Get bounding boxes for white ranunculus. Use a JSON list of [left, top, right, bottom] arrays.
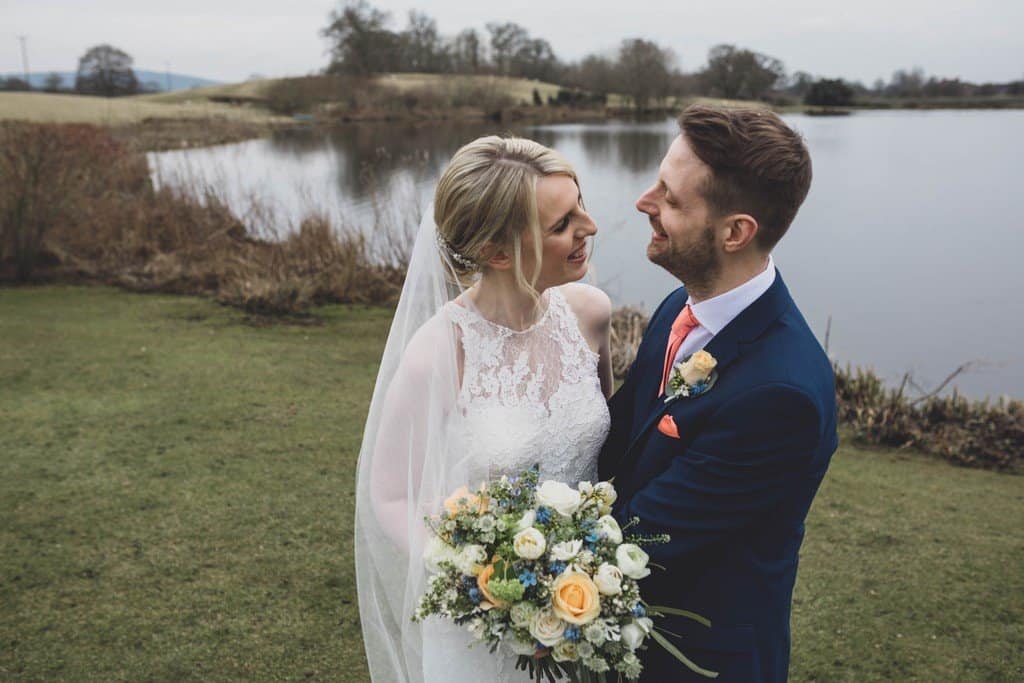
[[535, 480, 583, 516], [616, 543, 651, 579], [577, 481, 594, 496], [552, 640, 580, 662], [549, 539, 583, 561], [593, 563, 624, 596], [515, 509, 537, 532], [455, 544, 487, 575], [593, 482, 617, 509], [422, 535, 456, 574], [513, 527, 547, 560], [529, 608, 568, 647], [510, 602, 539, 628], [506, 636, 537, 656], [576, 641, 595, 658], [595, 515, 623, 544], [620, 622, 647, 651]]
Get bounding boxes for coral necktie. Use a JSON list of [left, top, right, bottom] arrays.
[[660, 304, 700, 396]]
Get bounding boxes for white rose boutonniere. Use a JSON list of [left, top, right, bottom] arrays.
[[665, 350, 718, 403]]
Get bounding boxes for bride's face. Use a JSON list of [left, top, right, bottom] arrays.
[[521, 174, 597, 290]]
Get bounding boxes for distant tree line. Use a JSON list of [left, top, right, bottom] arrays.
[[320, 0, 1024, 109]]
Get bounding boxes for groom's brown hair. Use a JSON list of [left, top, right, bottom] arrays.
[[679, 105, 812, 251]]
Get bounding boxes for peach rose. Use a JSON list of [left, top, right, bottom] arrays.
[[678, 350, 717, 385], [477, 560, 509, 609], [551, 571, 601, 625], [443, 485, 488, 516]]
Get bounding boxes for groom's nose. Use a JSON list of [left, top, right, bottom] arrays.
[[636, 185, 658, 215]]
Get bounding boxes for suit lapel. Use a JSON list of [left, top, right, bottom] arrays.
[[621, 272, 796, 461]]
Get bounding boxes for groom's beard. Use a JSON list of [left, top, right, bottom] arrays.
[[651, 221, 721, 297]]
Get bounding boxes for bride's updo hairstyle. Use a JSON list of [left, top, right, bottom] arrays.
[[434, 135, 578, 293]]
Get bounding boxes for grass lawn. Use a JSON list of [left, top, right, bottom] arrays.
[[0, 92, 282, 125], [1, 285, 1021, 681]]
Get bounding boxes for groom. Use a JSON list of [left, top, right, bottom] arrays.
[[599, 105, 838, 682]]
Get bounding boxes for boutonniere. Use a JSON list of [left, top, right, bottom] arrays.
[[664, 350, 719, 403]]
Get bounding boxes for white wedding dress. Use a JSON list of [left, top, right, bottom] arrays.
[[421, 285, 611, 682]]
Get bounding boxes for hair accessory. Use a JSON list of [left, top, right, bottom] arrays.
[[435, 232, 478, 270]]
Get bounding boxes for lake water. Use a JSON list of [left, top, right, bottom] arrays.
[[149, 110, 1024, 400]]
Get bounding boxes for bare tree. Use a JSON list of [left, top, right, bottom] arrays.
[[617, 39, 674, 109], [75, 44, 138, 96], [486, 22, 529, 76], [401, 10, 445, 73], [699, 44, 786, 100], [512, 38, 558, 82], [450, 28, 484, 74], [322, 0, 400, 76]]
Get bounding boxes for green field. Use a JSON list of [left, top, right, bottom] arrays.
[[0, 91, 284, 125], [1, 285, 1021, 681]]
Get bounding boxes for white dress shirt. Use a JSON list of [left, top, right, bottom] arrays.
[[674, 255, 777, 364]]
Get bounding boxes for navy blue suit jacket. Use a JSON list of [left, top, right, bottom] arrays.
[[599, 272, 838, 682]]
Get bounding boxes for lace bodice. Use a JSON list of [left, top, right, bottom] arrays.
[[441, 286, 610, 486]]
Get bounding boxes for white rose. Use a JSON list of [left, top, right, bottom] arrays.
[[515, 509, 537, 532], [552, 640, 580, 662], [535, 480, 583, 516], [529, 608, 568, 647], [595, 515, 623, 544], [506, 636, 537, 656], [593, 563, 623, 596], [513, 527, 547, 560], [678, 350, 717, 385], [455, 544, 487, 575], [620, 621, 648, 651], [594, 482, 617, 515], [510, 602, 538, 628], [467, 618, 487, 641], [549, 539, 583, 561], [616, 543, 651, 579], [422, 535, 456, 574]]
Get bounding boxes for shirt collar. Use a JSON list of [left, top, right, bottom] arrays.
[[687, 255, 776, 335]]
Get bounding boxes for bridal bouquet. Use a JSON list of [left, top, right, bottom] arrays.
[[412, 466, 717, 681]]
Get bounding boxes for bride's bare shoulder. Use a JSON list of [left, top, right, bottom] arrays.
[[559, 282, 612, 330]]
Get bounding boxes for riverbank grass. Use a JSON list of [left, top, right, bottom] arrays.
[[1, 285, 1021, 681]]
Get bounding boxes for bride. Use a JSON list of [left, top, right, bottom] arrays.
[[355, 136, 613, 682]]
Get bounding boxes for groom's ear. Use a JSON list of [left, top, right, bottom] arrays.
[[721, 214, 760, 253]]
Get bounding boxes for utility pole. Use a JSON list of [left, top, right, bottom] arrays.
[[18, 35, 31, 88]]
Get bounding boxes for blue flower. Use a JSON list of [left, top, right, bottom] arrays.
[[564, 626, 582, 642], [536, 507, 552, 524], [513, 487, 522, 497], [585, 531, 600, 544], [548, 560, 567, 575], [518, 570, 537, 587], [509, 475, 519, 485], [691, 381, 708, 394], [632, 603, 647, 618], [468, 587, 481, 604]]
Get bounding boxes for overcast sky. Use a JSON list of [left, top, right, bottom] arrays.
[[5, 0, 1023, 85]]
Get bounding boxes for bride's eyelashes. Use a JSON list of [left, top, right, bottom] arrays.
[[553, 215, 572, 233]]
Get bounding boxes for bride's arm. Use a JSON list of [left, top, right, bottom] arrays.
[[562, 283, 614, 398], [368, 317, 461, 553]]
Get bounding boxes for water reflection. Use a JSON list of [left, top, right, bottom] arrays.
[[149, 111, 1024, 400]]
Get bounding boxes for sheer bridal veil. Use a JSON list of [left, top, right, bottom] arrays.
[[354, 206, 490, 683]]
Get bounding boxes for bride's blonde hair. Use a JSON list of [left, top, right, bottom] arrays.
[[434, 135, 578, 295]]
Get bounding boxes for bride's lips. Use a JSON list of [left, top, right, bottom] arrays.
[[567, 242, 588, 263]]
